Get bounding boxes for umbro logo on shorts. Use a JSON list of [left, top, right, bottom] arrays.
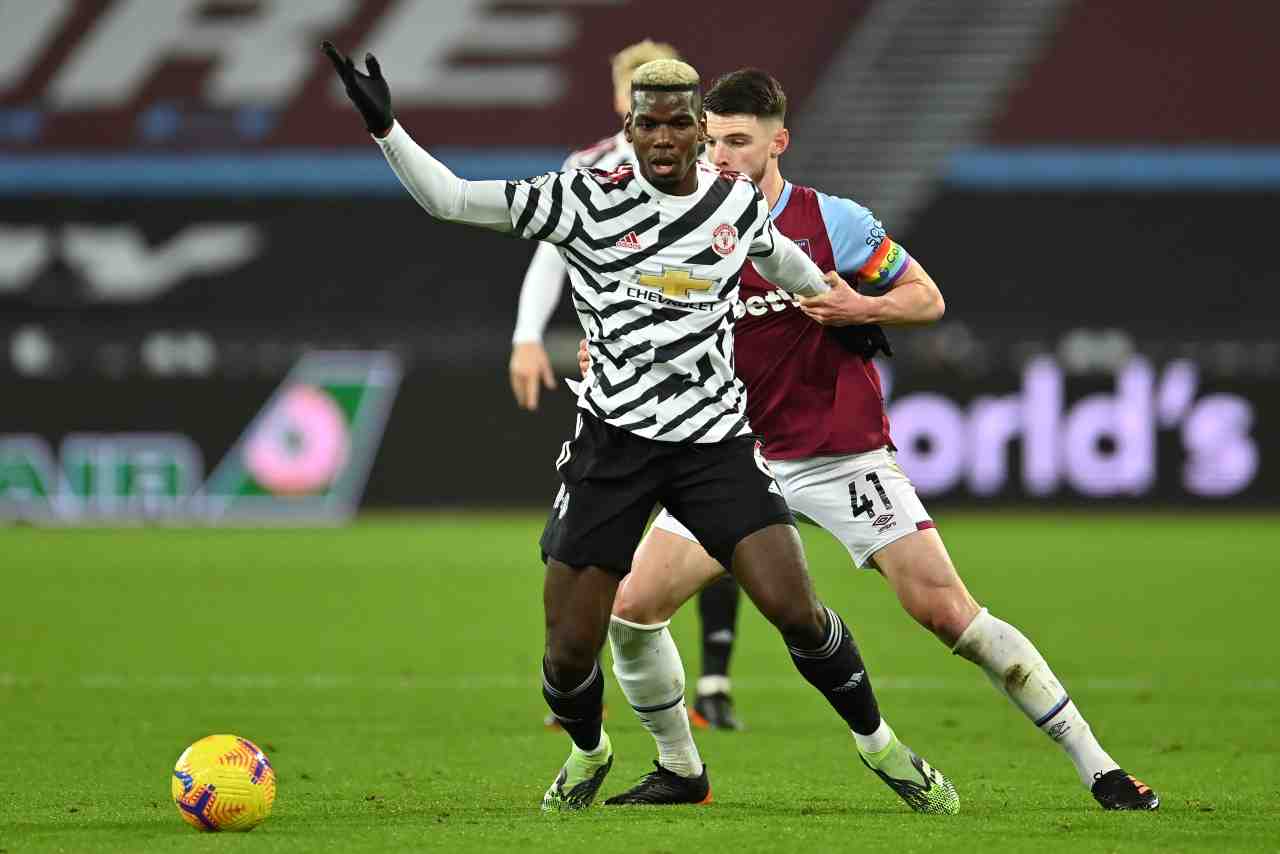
[[872, 513, 896, 531]]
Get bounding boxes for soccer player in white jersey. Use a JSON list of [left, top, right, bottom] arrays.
[[509, 39, 675, 410], [587, 68, 1158, 811], [510, 39, 747, 733], [323, 44, 958, 814]]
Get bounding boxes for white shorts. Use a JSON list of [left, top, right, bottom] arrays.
[[651, 447, 933, 569]]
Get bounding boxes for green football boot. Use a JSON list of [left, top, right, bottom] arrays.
[[541, 732, 614, 812], [858, 734, 960, 815]]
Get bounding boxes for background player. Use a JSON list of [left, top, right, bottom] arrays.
[[510, 38, 745, 732], [596, 68, 1158, 811], [324, 46, 958, 814]]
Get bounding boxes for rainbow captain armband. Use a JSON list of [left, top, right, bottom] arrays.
[[856, 237, 909, 295]]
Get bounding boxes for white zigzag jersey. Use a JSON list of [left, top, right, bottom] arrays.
[[505, 161, 779, 443], [563, 132, 632, 172]]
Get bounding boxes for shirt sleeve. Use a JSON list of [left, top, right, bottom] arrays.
[[512, 241, 567, 343], [749, 231, 829, 297], [815, 191, 911, 295], [747, 189, 778, 258], [744, 183, 826, 294], [375, 121, 511, 231], [504, 171, 577, 243]]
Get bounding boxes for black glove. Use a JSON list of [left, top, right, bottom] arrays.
[[828, 324, 893, 360], [822, 269, 894, 359], [321, 41, 394, 136]]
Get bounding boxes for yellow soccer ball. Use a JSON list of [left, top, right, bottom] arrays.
[[171, 734, 276, 832]]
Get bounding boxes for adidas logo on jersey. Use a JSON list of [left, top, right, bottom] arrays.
[[614, 231, 643, 251]]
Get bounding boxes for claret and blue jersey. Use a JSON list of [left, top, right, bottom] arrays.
[[736, 181, 912, 460]]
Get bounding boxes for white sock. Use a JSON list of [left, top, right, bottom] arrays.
[[608, 616, 704, 778], [696, 675, 731, 697], [952, 608, 1119, 787], [852, 718, 894, 757]]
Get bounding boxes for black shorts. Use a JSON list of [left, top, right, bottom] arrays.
[[540, 412, 794, 575]]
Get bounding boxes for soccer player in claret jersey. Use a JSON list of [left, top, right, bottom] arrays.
[[510, 39, 745, 733], [592, 68, 1159, 811], [322, 44, 957, 813]]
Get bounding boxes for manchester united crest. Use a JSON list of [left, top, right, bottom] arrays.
[[711, 223, 738, 257]]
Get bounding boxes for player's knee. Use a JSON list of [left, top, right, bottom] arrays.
[[611, 594, 666, 625], [544, 634, 600, 682], [611, 580, 672, 625], [910, 589, 980, 647], [769, 599, 827, 649]]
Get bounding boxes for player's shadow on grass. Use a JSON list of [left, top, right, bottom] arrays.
[[9, 818, 190, 834], [669, 799, 909, 817]]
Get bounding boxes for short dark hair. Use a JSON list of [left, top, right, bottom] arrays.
[[704, 68, 787, 122]]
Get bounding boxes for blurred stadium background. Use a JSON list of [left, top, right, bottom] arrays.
[[2, 3, 1278, 850], [1, 0, 1271, 518]]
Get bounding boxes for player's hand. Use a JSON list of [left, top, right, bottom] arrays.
[[509, 341, 556, 411], [321, 41, 394, 136], [798, 271, 878, 326], [577, 338, 590, 379]]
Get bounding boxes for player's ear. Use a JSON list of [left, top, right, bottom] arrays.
[[623, 112, 633, 143], [771, 126, 790, 159], [697, 113, 708, 143]]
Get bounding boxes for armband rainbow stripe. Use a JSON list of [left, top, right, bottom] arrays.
[[857, 237, 909, 289]]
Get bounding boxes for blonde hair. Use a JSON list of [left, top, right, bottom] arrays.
[[630, 59, 700, 90], [611, 40, 681, 88]]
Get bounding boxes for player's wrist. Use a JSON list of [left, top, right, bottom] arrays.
[[857, 293, 887, 325], [373, 120, 404, 145]]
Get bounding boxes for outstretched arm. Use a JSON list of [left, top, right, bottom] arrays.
[[323, 41, 511, 231], [375, 123, 512, 231]]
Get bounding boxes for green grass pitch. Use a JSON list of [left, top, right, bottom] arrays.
[[2, 512, 1278, 852]]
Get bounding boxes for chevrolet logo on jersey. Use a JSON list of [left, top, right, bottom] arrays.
[[637, 267, 716, 300]]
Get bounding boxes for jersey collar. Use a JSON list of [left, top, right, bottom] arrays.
[[769, 181, 793, 220], [631, 160, 714, 204]]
